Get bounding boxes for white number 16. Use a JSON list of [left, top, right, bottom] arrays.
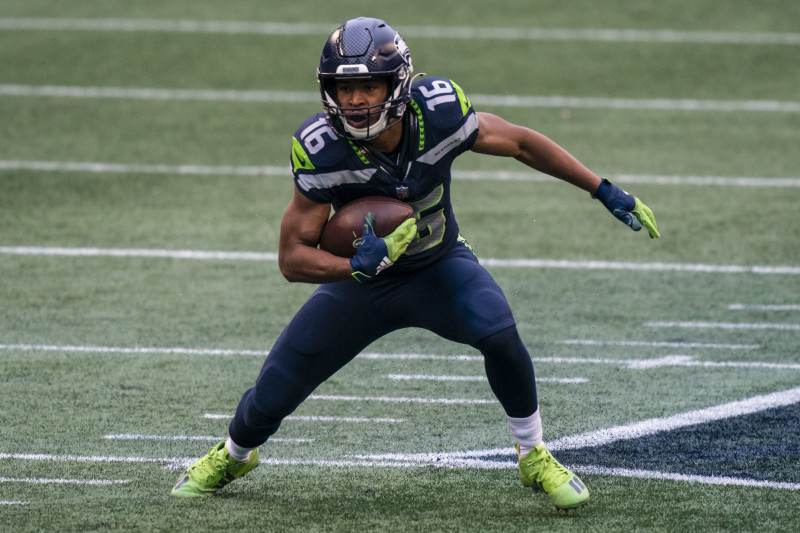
[[419, 80, 456, 111]]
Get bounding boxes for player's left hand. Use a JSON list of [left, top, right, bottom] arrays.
[[349, 212, 417, 282], [592, 178, 660, 238]]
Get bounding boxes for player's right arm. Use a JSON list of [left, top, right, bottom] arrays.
[[278, 187, 417, 284], [278, 185, 354, 284]]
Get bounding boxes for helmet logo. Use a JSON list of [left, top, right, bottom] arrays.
[[394, 34, 410, 64]]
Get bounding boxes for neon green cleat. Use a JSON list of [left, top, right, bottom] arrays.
[[516, 444, 589, 510], [171, 441, 259, 497]]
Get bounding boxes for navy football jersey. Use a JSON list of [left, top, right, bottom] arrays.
[[290, 77, 479, 271]]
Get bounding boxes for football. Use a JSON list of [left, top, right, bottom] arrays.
[[319, 196, 415, 258]]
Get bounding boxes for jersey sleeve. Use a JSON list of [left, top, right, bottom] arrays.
[[411, 77, 480, 163]]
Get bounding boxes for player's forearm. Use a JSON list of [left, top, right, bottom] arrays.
[[515, 131, 602, 194], [278, 245, 354, 284]]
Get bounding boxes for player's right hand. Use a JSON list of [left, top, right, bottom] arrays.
[[349, 213, 417, 282]]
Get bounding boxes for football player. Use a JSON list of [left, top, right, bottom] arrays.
[[172, 17, 659, 509]]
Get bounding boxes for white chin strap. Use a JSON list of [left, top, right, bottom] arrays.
[[344, 111, 389, 140]]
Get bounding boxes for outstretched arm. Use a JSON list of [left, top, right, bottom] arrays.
[[471, 112, 659, 238], [471, 112, 602, 193]]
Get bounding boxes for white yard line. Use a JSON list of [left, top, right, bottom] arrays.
[[205, 413, 405, 423], [532, 355, 800, 371], [360, 353, 483, 361], [0, 452, 182, 464], [3, 84, 800, 113], [0, 159, 289, 176], [307, 394, 496, 405], [478, 258, 800, 275], [386, 374, 588, 384], [0, 501, 30, 505], [2, 160, 800, 188], [0, 84, 318, 103], [646, 321, 800, 331], [1, 18, 799, 45], [0, 476, 129, 485], [573, 466, 800, 491], [3, 343, 799, 370], [0, 343, 272, 357], [546, 386, 800, 450], [473, 94, 800, 113], [560, 339, 760, 350], [0, 247, 278, 262], [103, 434, 313, 443], [3, 453, 794, 491], [455, 170, 800, 187], [1, 246, 799, 275], [352, 385, 800, 492], [728, 303, 800, 311], [5, 387, 800, 491]]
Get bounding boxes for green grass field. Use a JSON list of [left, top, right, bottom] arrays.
[[2, 1, 799, 531]]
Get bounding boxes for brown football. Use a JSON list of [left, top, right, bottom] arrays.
[[319, 196, 415, 258]]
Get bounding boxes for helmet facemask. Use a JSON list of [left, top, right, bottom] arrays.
[[319, 69, 410, 141]]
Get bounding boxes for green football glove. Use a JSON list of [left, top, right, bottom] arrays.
[[349, 213, 417, 282], [593, 178, 660, 238]]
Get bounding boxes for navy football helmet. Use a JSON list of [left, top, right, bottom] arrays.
[[317, 17, 413, 141]]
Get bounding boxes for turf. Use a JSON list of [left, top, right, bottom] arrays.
[[1, 1, 799, 531]]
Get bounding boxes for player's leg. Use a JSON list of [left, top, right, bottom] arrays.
[[476, 326, 588, 509], [172, 280, 390, 497], [229, 280, 392, 447], [401, 241, 589, 509]]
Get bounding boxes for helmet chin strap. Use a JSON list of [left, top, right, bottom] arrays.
[[343, 110, 390, 140]]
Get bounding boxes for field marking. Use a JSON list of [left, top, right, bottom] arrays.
[[3, 160, 800, 188], [103, 434, 312, 443], [533, 355, 800, 371], [573, 466, 800, 491], [361, 353, 482, 361], [560, 339, 760, 350], [354, 385, 800, 490], [5, 388, 800, 491], [479, 258, 800, 275], [548, 386, 800, 450], [1, 18, 799, 45], [3, 453, 794, 491], [456, 170, 800, 187], [0, 247, 279, 262], [0, 343, 272, 357], [0, 501, 29, 505], [729, 303, 800, 311], [307, 394, 496, 405], [0, 476, 129, 485], [2, 246, 800, 275], [0, 452, 183, 464], [205, 413, 405, 423], [386, 374, 588, 384], [0, 159, 289, 176], [3, 343, 800, 370], [646, 321, 800, 331], [3, 84, 800, 113], [359, 386, 800, 459]]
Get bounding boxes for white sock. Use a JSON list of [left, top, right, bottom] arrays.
[[225, 437, 254, 462], [506, 406, 543, 457]]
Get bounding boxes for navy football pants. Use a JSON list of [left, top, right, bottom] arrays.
[[229, 242, 538, 448]]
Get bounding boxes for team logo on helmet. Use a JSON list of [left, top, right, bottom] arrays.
[[395, 34, 410, 65]]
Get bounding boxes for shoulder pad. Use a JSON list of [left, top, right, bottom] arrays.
[[291, 114, 351, 173], [410, 77, 474, 129]]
